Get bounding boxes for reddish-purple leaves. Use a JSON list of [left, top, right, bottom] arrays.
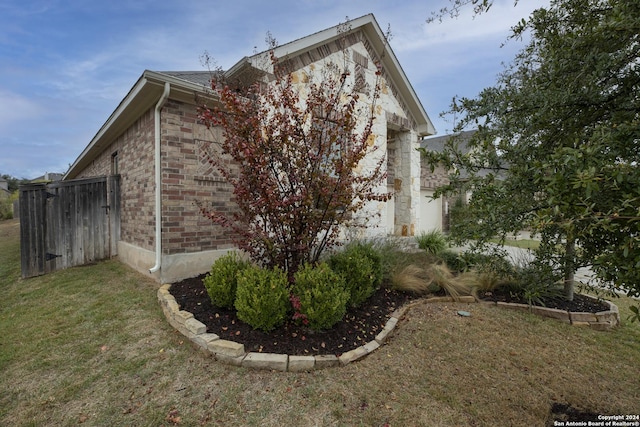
[[197, 51, 390, 277]]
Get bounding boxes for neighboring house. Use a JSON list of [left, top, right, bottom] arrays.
[[65, 14, 439, 283], [421, 129, 509, 230], [0, 178, 10, 200], [31, 172, 64, 182]]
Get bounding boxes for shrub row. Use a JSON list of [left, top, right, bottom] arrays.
[[203, 243, 383, 332]]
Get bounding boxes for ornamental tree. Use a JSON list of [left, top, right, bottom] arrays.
[[422, 0, 640, 301], [197, 43, 390, 278]]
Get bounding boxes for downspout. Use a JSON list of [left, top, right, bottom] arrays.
[[150, 82, 171, 273]]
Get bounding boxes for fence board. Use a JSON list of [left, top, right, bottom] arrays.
[[19, 176, 120, 278]]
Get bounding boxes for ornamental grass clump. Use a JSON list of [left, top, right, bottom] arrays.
[[391, 262, 477, 300], [234, 265, 289, 332], [203, 252, 249, 309], [415, 230, 447, 255], [291, 263, 349, 331]]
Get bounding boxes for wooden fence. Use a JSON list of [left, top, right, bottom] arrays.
[[19, 176, 120, 278]]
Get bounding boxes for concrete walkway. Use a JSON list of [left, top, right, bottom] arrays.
[[466, 238, 634, 298]]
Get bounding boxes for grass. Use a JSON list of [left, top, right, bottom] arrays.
[[1, 218, 639, 426]]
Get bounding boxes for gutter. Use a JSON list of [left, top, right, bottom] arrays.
[[150, 82, 171, 274]]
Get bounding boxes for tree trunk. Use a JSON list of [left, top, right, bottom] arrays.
[[563, 236, 576, 301]]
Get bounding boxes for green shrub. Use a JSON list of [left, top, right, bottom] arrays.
[[328, 242, 382, 308], [352, 242, 383, 288], [0, 198, 13, 220], [415, 230, 447, 254], [438, 250, 467, 273], [203, 252, 249, 309], [234, 265, 290, 332], [439, 250, 512, 276], [506, 259, 564, 306], [370, 240, 403, 284], [291, 263, 349, 331]]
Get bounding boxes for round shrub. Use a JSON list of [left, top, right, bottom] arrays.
[[292, 263, 349, 331], [203, 252, 249, 309], [352, 242, 383, 288], [234, 265, 289, 332], [328, 242, 382, 308]]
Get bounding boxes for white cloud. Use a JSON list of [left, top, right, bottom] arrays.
[[392, 0, 549, 52], [0, 90, 45, 132]]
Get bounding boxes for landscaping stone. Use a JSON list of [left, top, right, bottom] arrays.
[[425, 296, 456, 303], [192, 333, 220, 350], [570, 312, 598, 324], [157, 286, 171, 301], [174, 310, 194, 325], [242, 352, 288, 371], [375, 324, 394, 344], [214, 353, 245, 366], [165, 299, 180, 313], [208, 339, 245, 358], [385, 316, 398, 329], [288, 356, 315, 372], [363, 340, 380, 354], [185, 317, 206, 335], [391, 306, 409, 319], [529, 306, 571, 322], [339, 345, 368, 364], [314, 355, 340, 369]]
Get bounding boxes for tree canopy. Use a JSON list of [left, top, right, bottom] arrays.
[[422, 0, 640, 300]]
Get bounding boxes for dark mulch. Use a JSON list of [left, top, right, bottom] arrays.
[[169, 275, 611, 357], [479, 289, 610, 312], [170, 274, 415, 356]]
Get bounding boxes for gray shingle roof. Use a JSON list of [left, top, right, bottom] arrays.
[[157, 71, 214, 87], [421, 130, 476, 154]]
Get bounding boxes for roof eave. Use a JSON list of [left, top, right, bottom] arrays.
[[65, 71, 215, 180]]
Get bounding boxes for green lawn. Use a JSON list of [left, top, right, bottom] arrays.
[[1, 218, 639, 426]]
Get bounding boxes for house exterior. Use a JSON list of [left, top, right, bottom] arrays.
[[0, 178, 10, 200], [31, 172, 64, 182], [65, 14, 441, 283]]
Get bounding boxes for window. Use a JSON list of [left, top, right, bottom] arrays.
[[111, 151, 118, 175]]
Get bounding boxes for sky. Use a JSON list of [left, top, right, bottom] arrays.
[[0, 0, 549, 180]]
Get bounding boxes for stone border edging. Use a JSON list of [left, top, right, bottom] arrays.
[[158, 284, 412, 372], [158, 285, 620, 372], [480, 295, 620, 330]]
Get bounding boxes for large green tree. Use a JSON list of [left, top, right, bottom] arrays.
[[422, 0, 640, 301]]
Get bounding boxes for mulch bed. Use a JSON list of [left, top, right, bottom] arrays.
[[479, 290, 610, 312], [169, 275, 611, 357], [170, 274, 415, 356]]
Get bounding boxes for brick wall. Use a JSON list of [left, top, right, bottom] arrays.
[[160, 100, 235, 255], [77, 108, 156, 251], [75, 100, 236, 255]]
